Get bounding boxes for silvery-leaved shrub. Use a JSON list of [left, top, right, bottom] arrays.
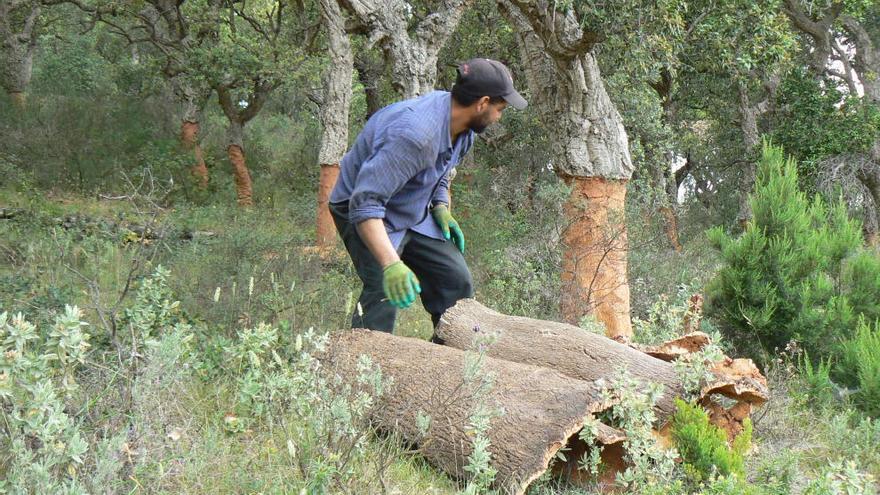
[[804, 460, 877, 495], [124, 264, 180, 346], [224, 324, 391, 493], [599, 367, 680, 490], [0, 306, 91, 494], [461, 329, 503, 495]]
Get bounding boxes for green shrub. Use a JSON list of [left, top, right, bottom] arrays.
[[671, 399, 751, 482], [798, 350, 836, 406], [769, 68, 880, 190], [839, 318, 880, 417], [705, 141, 880, 365]]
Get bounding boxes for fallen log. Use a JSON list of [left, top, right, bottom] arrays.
[[435, 299, 686, 421], [435, 299, 769, 424], [321, 329, 615, 495]]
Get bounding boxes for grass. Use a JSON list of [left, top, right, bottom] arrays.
[[2, 183, 879, 494]]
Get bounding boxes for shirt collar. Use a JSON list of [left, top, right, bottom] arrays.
[[442, 91, 453, 152]]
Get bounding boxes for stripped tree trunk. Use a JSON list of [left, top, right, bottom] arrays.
[[216, 79, 277, 207], [500, 0, 634, 338], [225, 121, 253, 207], [181, 119, 209, 188], [0, 0, 40, 110], [176, 81, 211, 188], [316, 0, 353, 248], [321, 329, 614, 495]]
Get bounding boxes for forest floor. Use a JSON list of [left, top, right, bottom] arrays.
[[1, 186, 878, 494]]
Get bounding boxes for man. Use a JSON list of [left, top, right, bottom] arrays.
[[329, 57, 527, 335]]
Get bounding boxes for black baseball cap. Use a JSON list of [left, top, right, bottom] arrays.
[[454, 58, 528, 110]]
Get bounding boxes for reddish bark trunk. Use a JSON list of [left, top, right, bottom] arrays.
[[227, 144, 254, 206], [181, 120, 209, 188], [316, 163, 340, 247], [560, 176, 633, 339]]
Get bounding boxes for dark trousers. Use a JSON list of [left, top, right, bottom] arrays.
[[330, 201, 474, 333]]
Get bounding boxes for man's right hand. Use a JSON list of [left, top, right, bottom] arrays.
[[383, 261, 421, 308]]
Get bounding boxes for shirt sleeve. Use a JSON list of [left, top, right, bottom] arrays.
[[431, 172, 450, 206], [348, 127, 434, 225]]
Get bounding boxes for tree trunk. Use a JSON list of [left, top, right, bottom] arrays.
[[215, 79, 276, 207], [225, 121, 253, 206], [317, 0, 353, 248], [436, 298, 682, 421], [499, 1, 635, 339], [175, 80, 211, 188], [354, 51, 384, 121], [180, 120, 209, 188], [342, 0, 475, 99], [840, 15, 880, 106], [559, 176, 633, 339], [322, 329, 614, 495], [736, 83, 761, 229], [0, 0, 40, 112], [227, 144, 253, 206], [316, 164, 340, 246]]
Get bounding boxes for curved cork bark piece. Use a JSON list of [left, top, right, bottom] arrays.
[[322, 329, 613, 495], [630, 332, 712, 362], [703, 357, 769, 405], [436, 299, 684, 421]]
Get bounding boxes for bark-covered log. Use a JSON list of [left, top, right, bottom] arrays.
[[436, 298, 685, 421], [321, 329, 614, 495], [436, 299, 769, 423]]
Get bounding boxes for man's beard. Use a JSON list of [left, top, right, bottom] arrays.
[[467, 111, 493, 134]]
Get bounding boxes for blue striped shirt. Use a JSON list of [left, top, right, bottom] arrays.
[[330, 90, 475, 249]]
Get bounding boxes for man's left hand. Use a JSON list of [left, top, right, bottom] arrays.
[[431, 203, 465, 254]]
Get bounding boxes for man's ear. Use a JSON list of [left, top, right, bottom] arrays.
[[476, 95, 490, 113]]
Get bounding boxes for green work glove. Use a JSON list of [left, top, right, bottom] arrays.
[[382, 261, 421, 309], [431, 203, 465, 254]]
